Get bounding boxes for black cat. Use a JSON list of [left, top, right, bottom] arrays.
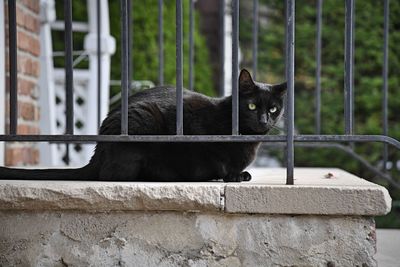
[[0, 69, 286, 182]]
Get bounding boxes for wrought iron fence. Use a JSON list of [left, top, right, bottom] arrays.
[[1, 0, 400, 186]]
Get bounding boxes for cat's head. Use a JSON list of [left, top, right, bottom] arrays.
[[238, 69, 287, 134]]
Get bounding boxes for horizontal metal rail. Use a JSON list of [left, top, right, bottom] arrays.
[[1, 135, 399, 149]]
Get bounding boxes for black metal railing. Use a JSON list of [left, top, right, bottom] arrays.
[[1, 0, 400, 186], [7, 0, 17, 135]]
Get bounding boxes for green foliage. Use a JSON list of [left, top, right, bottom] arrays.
[[240, 0, 400, 227], [53, 0, 214, 96], [108, 0, 214, 96]]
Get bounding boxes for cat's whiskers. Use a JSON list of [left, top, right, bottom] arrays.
[[268, 124, 283, 132]]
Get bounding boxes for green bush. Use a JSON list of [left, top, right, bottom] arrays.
[[108, 0, 214, 96], [54, 0, 214, 96]]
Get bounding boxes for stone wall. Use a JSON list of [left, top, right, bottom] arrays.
[[0, 211, 377, 267], [0, 168, 392, 266], [4, 0, 41, 166]]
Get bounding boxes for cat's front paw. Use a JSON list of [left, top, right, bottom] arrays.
[[223, 171, 252, 183], [240, 171, 252, 181]]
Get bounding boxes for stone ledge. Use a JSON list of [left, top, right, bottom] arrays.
[[225, 168, 392, 216], [0, 182, 224, 212], [0, 168, 391, 215]]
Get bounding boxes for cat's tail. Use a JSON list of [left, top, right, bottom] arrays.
[[0, 161, 99, 181]]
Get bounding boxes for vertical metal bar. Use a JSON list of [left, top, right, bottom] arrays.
[[282, 9, 288, 169], [65, 144, 70, 165], [64, 0, 74, 165], [232, 0, 239, 135], [219, 0, 225, 96], [382, 0, 390, 170], [158, 0, 164, 85], [176, 0, 183, 135], [97, 0, 101, 129], [189, 0, 194, 91], [64, 0, 74, 135], [286, 0, 295, 185], [252, 0, 259, 80], [128, 0, 132, 96], [315, 0, 322, 134], [344, 0, 354, 135], [120, 0, 129, 135], [283, 1, 288, 134], [8, 0, 17, 134]]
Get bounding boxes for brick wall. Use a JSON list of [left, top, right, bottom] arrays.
[[4, 0, 41, 166]]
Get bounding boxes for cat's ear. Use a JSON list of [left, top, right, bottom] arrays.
[[239, 69, 255, 95], [271, 82, 287, 97]]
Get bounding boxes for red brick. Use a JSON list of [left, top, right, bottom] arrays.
[[18, 79, 35, 96], [24, 12, 40, 34], [17, 55, 40, 77], [17, 54, 29, 74], [5, 147, 39, 166], [19, 101, 35, 121], [23, 0, 40, 14], [31, 60, 40, 77], [5, 148, 22, 166], [17, 31, 40, 56], [17, 124, 40, 135], [17, 31, 30, 52], [4, 0, 41, 167], [32, 149, 39, 164], [16, 55, 24, 73], [16, 6, 25, 27], [30, 36, 40, 56], [24, 58, 33, 76]]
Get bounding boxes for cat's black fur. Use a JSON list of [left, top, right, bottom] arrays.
[[0, 69, 286, 182]]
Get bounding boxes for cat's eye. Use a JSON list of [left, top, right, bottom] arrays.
[[269, 107, 277, 113], [248, 103, 257, 110]]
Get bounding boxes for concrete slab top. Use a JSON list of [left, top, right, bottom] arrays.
[[0, 168, 391, 215], [225, 168, 392, 216], [248, 168, 383, 186]]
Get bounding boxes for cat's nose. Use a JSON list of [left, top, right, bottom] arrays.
[[259, 113, 268, 125]]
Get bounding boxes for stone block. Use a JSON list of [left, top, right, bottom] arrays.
[[0, 211, 377, 266], [225, 168, 391, 215]]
